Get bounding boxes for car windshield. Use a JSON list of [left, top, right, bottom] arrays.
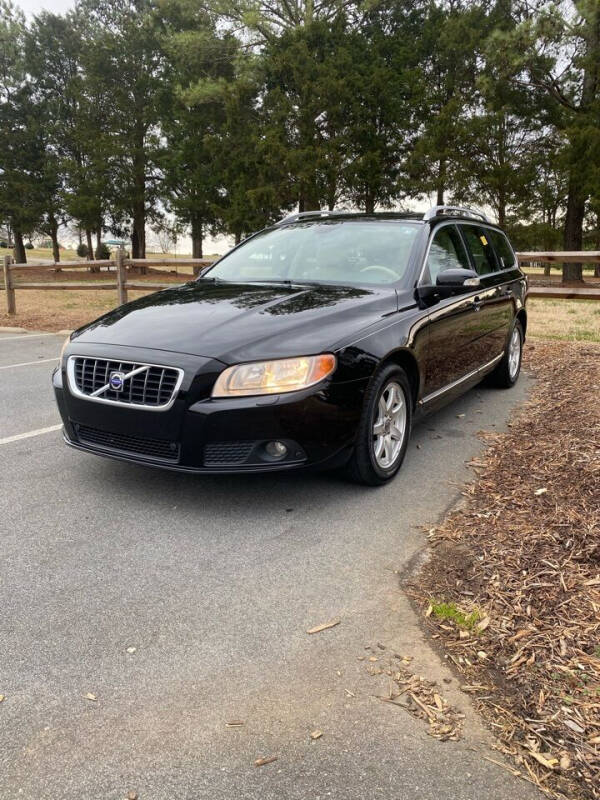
[[204, 220, 421, 286]]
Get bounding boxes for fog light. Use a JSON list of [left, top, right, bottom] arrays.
[[265, 440, 288, 459]]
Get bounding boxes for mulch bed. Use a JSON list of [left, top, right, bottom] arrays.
[[409, 340, 600, 799]]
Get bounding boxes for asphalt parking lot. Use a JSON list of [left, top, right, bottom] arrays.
[[0, 330, 540, 800]]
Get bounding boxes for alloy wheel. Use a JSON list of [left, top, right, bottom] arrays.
[[508, 326, 521, 380], [372, 380, 407, 469]]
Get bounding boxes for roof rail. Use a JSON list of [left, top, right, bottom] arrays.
[[276, 209, 354, 225], [276, 209, 426, 225], [423, 205, 488, 223]]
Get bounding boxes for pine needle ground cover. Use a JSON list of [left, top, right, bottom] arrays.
[[411, 341, 600, 799]]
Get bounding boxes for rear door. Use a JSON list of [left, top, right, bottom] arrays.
[[420, 223, 482, 399], [486, 227, 518, 345], [458, 224, 511, 366]]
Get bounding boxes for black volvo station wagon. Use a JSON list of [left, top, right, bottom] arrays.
[[53, 206, 527, 485]]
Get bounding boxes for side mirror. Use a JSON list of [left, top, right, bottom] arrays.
[[436, 268, 480, 289]]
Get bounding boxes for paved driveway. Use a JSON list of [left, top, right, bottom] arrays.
[[0, 331, 540, 800]]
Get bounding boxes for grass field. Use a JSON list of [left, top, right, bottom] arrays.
[[527, 297, 600, 342]]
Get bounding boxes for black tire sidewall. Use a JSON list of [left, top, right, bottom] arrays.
[[354, 365, 412, 484], [504, 318, 523, 386]]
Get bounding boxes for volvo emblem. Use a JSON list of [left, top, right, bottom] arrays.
[[109, 371, 125, 392]]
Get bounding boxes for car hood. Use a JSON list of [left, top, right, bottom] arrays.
[[72, 280, 398, 363]]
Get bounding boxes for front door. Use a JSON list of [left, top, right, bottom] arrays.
[[420, 224, 482, 399]]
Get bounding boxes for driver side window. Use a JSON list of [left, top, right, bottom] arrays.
[[423, 225, 470, 284]]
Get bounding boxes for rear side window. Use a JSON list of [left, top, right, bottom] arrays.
[[488, 229, 516, 270], [423, 225, 470, 284], [460, 225, 499, 275]]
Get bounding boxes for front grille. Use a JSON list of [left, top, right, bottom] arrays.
[[69, 357, 182, 409], [204, 441, 255, 466], [76, 424, 180, 462]]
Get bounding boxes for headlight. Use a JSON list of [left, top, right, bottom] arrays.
[[212, 354, 336, 398], [58, 335, 71, 365]]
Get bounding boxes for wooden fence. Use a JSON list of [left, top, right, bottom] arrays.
[[2, 250, 214, 315], [2, 250, 600, 315]]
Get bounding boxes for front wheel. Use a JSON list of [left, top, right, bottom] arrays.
[[490, 319, 523, 388], [345, 364, 412, 486]]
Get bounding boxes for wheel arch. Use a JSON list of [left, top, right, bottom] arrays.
[[516, 308, 527, 339], [378, 349, 420, 410]]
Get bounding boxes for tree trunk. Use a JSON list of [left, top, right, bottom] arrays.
[[560, 12, 598, 283], [191, 217, 203, 275], [131, 122, 146, 272], [235, 232, 242, 245], [497, 192, 506, 229], [191, 217, 203, 258], [562, 178, 585, 283], [365, 189, 375, 214], [13, 228, 26, 264], [85, 228, 95, 272], [47, 213, 60, 265], [299, 184, 319, 212], [436, 159, 445, 206], [95, 225, 102, 259]]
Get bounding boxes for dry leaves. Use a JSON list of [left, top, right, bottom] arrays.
[[411, 341, 600, 800], [378, 666, 464, 741]]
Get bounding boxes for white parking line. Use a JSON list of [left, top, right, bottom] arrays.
[[0, 357, 59, 370], [0, 333, 59, 342], [0, 424, 62, 446]]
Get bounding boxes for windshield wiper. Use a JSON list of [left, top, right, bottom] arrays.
[[247, 279, 322, 287]]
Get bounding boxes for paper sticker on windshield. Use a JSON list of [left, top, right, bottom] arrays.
[[480, 234, 488, 246]]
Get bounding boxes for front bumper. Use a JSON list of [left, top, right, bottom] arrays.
[[53, 345, 367, 474]]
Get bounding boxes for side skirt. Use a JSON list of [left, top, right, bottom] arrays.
[[418, 352, 504, 410]]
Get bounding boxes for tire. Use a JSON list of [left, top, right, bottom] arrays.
[[489, 318, 523, 388], [345, 364, 412, 486]]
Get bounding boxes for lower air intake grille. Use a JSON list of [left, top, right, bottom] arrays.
[[76, 424, 180, 462], [204, 441, 255, 466]]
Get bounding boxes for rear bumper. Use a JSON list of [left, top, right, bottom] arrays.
[[53, 354, 367, 474]]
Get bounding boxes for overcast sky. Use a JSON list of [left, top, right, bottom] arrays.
[[16, 0, 74, 15]]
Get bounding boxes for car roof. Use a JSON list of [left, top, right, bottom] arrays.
[[275, 206, 500, 228]]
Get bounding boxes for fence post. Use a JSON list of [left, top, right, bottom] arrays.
[[3, 254, 15, 315], [116, 249, 128, 306]]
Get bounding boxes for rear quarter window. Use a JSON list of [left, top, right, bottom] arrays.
[[460, 225, 499, 275], [488, 229, 517, 270]]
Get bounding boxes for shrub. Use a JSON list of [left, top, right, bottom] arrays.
[[95, 242, 110, 260], [25, 241, 34, 249], [76, 243, 88, 257], [0, 241, 7, 248]]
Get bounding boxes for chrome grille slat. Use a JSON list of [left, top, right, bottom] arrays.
[[67, 357, 183, 411]]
